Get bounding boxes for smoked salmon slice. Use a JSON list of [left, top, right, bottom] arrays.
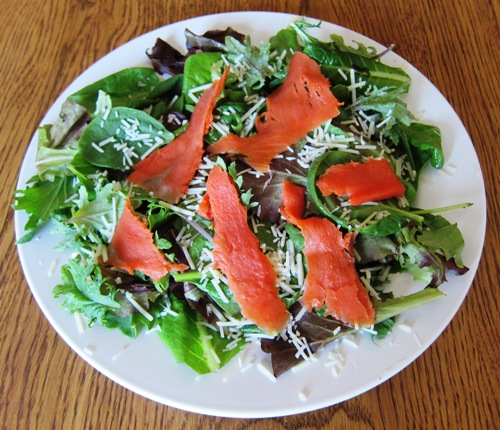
[[196, 193, 212, 220], [208, 52, 341, 172], [280, 180, 375, 327], [128, 68, 229, 202], [106, 197, 188, 281], [205, 166, 290, 334], [316, 157, 406, 205]]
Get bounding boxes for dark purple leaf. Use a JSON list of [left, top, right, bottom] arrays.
[[185, 27, 245, 52], [147, 28, 246, 75], [169, 281, 221, 326], [147, 38, 186, 75], [50, 99, 89, 148], [354, 234, 398, 265], [159, 228, 190, 266], [445, 259, 469, 276], [162, 111, 188, 133], [260, 303, 354, 377], [117, 283, 156, 293], [238, 152, 307, 223], [183, 282, 219, 325]]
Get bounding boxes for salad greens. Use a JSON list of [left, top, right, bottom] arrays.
[[14, 20, 470, 377]]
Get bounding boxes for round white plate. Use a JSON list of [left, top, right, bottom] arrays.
[[15, 11, 486, 418]]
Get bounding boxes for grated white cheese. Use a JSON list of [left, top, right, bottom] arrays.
[[413, 333, 423, 347], [342, 336, 359, 348], [124, 292, 154, 321], [398, 322, 413, 332], [112, 343, 130, 361], [257, 361, 277, 382], [47, 259, 58, 276], [83, 345, 95, 355], [74, 312, 86, 334]]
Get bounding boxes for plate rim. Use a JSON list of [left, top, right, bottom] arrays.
[[14, 10, 487, 418]]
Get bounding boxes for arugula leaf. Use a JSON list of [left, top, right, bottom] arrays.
[[353, 85, 414, 129], [305, 43, 411, 95], [418, 214, 466, 267], [224, 36, 274, 90], [53, 258, 120, 326], [14, 175, 77, 243], [288, 20, 410, 100], [329, 33, 378, 58], [159, 294, 243, 374]]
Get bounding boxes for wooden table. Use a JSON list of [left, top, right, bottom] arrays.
[[1, 1, 498, 428]]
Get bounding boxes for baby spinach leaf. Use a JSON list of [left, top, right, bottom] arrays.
[[78, 106, 173, 170], [401, 122, 444, 169], [182, 52, 223, 99], [69, 68, 161, 112], [195, 277, 240, 316], [306, 150, 358, 227], [360, 213, 407, 236], [269, 28, 303, 63]]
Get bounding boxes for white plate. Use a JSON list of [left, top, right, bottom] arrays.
[[15, 11, 486, 418]]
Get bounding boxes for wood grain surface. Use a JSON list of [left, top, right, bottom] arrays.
[[1, 1, 498, 429]]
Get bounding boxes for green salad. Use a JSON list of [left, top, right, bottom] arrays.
[[14, 20, 470, 377]]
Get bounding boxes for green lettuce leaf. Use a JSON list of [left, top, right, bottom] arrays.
[[66, 183, 126, 244], [374, 288, 445, 323], [159, 294, 243, 374]]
